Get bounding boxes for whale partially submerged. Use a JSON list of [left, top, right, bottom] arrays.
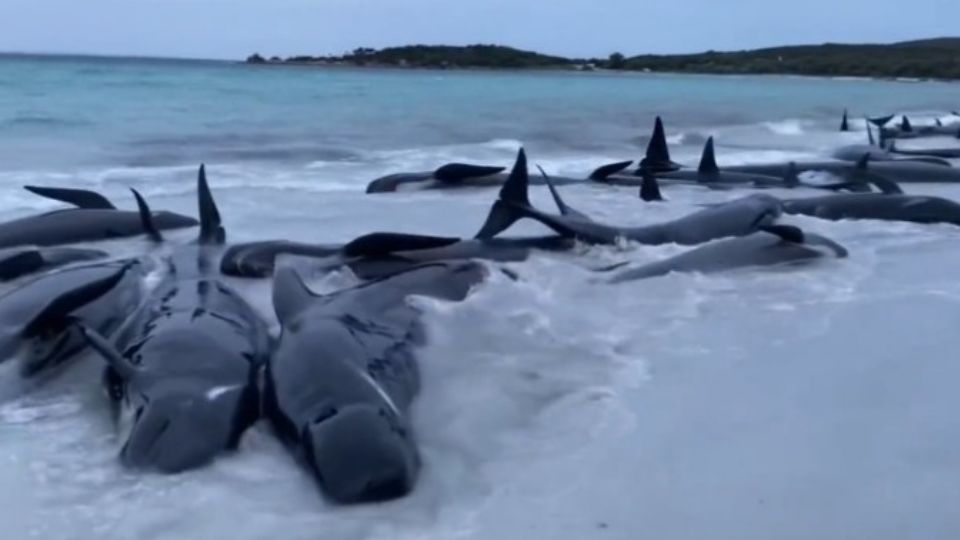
[[0, 260, 144, 400], [0, 186, 198, 249], [0, 245, 107, 282], [365, 160, 632, 193], [220, 233, 572, 279], [607, 226, 848, 283], [265, 261, 487, 503], [475, 148, 781, 246], [82, 166, 271, 473]]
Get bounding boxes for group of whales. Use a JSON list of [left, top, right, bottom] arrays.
[[366, 113, 960, 194], [2, 110, 960, 505]]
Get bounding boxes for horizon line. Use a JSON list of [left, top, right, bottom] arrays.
[[2, 35, 957, 64]]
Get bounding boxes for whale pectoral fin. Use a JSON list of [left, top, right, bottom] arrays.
[[78, 325, 141, 379], [130, 189, 164, 243], [588, 160, 633, 181], [23, 186, 116, 209], [342, 233, 461, 257], [537, 165, 591, 220], [433, 163, 506, 183], [22, 262, 134, 338], [273, 267, 320, 325], [760, 225, 805, 244], [866, 175, 904, 195]]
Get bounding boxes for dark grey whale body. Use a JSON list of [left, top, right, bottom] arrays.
[[0, 260, 144, 399], [0, 186, 197, 249], [607, 227, 848, 283], [265, 261, 486, 503], [219, 233, 573, 279], [0, 245, 107, 282], [82, 167, 271, 473], [476, 148, 781, 246], [781, 192, 960, 227], [365, 160, 632, 193]]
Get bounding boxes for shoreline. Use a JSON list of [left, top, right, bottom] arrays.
[[240, 59, 960, 84]]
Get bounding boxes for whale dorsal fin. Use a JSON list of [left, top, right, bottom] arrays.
[[79, 325, 142, 380], [783, 162, 800, 188], [760, 225, 805, 244], [901, 116, 913, 132], [588, 160, 633, 181], [434, 163, 505, 183], [197, 165, 225, 245], [936, 118, 943, 127], [130, 189, 163, 243], [840, 109, 849, 132], [639, 116, 680, 173], [272, 267, 320, 325], [0, 248, 44, 281], [856, 152, 871, 171], [698, 137, 719, 176], [640, 172, 664, 202], [23, 186, 116, 209], [343, 232, 461, 257], [536, 165, 591, 220], [474, 148, 532, 239]]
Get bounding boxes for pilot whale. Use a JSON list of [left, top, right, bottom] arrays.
[[0, 186, 197, 249], [265, 260, 487, 503], [0, 260, 144, 399], [365, 160, 632, 193], [82, 166, 271, 473], [607, 226, 848, 283], [475, 148, 781, 246], [219, 233, 573, 279], [0, 245, 107, 282]]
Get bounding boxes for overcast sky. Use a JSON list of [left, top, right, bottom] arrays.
[[0, 0, 957, 59]]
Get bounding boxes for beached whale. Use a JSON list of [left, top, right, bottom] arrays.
[[0, 186, 198, 249], [220, 233, 573, 279], [81, 167, 271, 473], [476, 148, 782, 246], [365, 160, 632, 193], [0, 260, 144, 400], [607, 226, 848, 283], [265, 261, 487, 503], [726, 158, 960, 184], [880, 115, 960, 140]]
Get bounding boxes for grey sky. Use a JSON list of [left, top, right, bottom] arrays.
[[0, 0, 957, 60]]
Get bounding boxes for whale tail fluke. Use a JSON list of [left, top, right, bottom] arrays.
[[197, 165, 225, 246], [867, 114, 895, 128], [840, 109, 849, 132], [640, 172, 664, 202]]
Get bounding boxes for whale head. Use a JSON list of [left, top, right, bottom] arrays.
[[306, 402, 420, 503]]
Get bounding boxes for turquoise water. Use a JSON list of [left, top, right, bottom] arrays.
[[2, 54, 960, 540], [1, 53, 958, 173]]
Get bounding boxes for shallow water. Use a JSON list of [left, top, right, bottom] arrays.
[[1, 55, 959, 539]]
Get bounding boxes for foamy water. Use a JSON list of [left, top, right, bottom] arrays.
[[2, 55, 960, 540]]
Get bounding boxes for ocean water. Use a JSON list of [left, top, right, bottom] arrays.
[[1, 54, 960, 540]]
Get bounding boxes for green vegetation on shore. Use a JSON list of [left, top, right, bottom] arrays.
[[246, 38, 960, 79]]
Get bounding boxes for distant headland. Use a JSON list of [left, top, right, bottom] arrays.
[[245, 39, 960, 80]]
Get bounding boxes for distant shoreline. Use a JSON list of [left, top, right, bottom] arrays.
[[244, 39, 960, 81]]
